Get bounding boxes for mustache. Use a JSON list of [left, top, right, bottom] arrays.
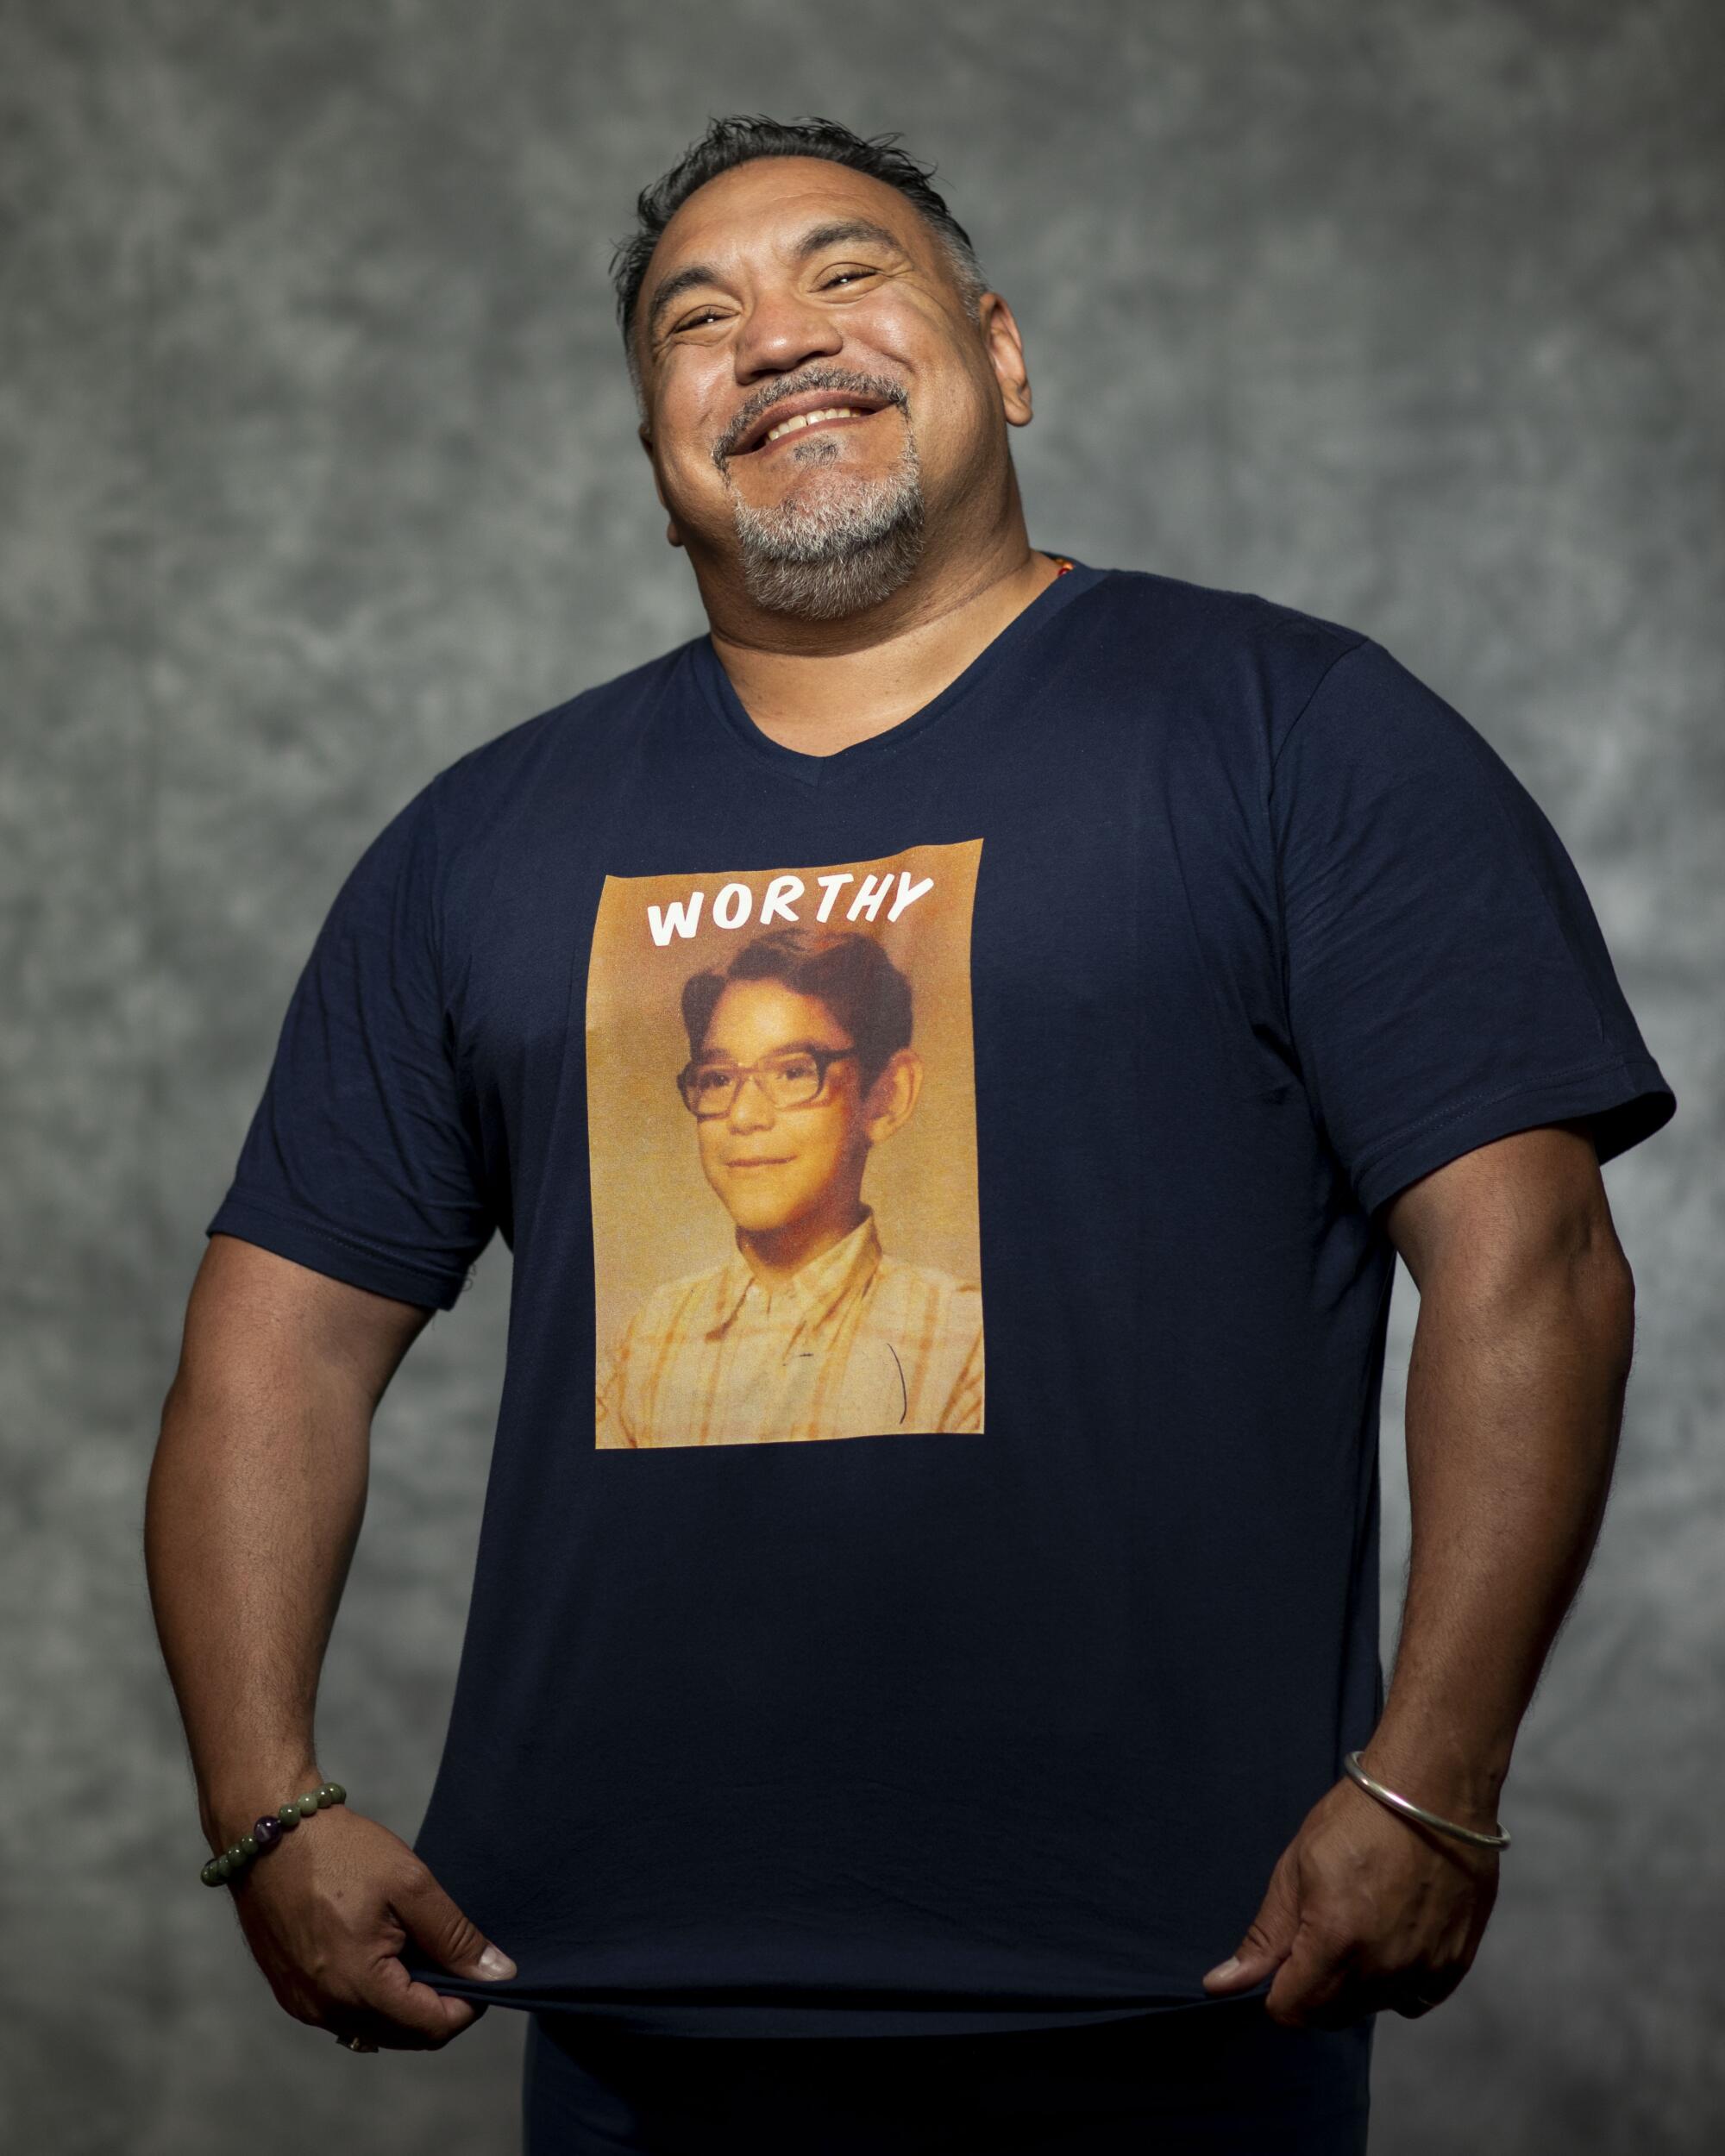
[[714, 370, 908, 467]]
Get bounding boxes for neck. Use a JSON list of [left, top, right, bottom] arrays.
[[737, 1197, 870, 1290], [705, 536, 1069, 753]]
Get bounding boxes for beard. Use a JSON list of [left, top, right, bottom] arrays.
[[724, 424, 927, 621]]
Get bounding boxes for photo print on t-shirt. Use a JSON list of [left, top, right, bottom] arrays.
[[586, 839, 986, 1448]]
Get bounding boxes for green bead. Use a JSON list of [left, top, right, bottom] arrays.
[[326, 1783, 346, 1804], [226, 1845, 248, 1867], [214, 1855, 232, 1878], [238, 1835, 258, 1858], [312, 1789, 332, 1808], [201, 1862, 221, 1886], [277, 1804, 298, 1826], [295, 1792, 319, 1816]]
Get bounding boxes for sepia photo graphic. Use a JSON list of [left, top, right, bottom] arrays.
[[586, 840, 986, 1446]]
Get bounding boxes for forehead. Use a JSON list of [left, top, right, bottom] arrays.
[[703, 975, 846, 1046], [639, 158, 932, 333]]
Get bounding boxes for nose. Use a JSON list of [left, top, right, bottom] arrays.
[[725, 1071, 776, 1130], [733, 287, 845, 385]]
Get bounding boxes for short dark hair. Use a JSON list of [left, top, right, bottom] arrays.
[[610, 114, 989, 413], [681, 924, 914, 1098]]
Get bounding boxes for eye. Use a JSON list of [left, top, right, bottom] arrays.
[[674, 307, 724, 332], [821, 266, 876, 290]]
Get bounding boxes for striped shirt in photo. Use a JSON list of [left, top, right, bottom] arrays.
[[596, 1205, 983, 1446]]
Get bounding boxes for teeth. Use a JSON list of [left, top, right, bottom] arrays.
[[762, 405, 868, 445]]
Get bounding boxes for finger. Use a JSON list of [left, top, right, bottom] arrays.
[[331, 1955, 490, 2051], [387, 1862, 518, 1991], [1203, 1857, 1301, 1993], [1390, 1973, 1454, 2021], [316, 1853, 518, 2050], [1273, 1946, 1444, 2031], [362, 1861, 517, 2048], [1263, 1921, 1370, 2031]]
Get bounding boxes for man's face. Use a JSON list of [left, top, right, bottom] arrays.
[[690, 979, 871, 1234], [634, 157, 1022, 618]]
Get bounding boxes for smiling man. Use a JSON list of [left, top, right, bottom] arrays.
[[159, 115, 1675, 2156], [623, 119, 1071, 754]]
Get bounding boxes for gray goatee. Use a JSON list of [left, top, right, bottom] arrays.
[[723, 412, 926, 621]]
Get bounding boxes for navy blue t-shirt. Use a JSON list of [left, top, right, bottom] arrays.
[[205, 558, 1674, 2037]]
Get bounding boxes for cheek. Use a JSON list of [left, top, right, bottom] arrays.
[[803, 1102, 862, 1164], [652, 379, 727, 477]]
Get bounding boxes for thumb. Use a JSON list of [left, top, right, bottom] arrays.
[[391, 1864, 518, 1984], [1203, 1867, 1299, 1993]]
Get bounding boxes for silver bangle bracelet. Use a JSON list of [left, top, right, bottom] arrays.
[[1343, 1751, 1511, 1851]]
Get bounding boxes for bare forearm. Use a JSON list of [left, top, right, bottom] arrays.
[[144, 1360, 371, 1851], [1362, 1244, 1636, 1827]]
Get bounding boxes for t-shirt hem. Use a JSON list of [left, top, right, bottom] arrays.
[[1350, 1052, 1676, 1219], [204, 1194, 469, 1312], [423, 1978, 1273, 2039]]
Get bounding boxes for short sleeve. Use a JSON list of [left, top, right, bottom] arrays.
[[204, 779, 497, 1311], [1270, 636, 1676, 1219]]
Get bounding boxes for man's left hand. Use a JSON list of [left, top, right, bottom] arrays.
[[1200, 1772, 1501, 2028]]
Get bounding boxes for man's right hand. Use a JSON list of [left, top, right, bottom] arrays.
[[223, 1804, 518, 2049]]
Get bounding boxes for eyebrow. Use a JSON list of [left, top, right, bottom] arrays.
[[643, 217, 910, 348]]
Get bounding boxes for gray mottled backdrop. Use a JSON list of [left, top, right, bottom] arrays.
[[5, 3, 1720, 2150]]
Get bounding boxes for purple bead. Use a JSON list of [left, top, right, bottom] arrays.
[[252, 1814, 285, 1847]]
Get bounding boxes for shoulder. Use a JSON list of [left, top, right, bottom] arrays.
[[325, 645, 695, 906], [1071, 563, 1372, 758], [1081, 560, 1365, 665], [612, 1257, 734, 1347], [421, 642, 695, 836]]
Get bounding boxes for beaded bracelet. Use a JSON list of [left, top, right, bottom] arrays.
[[199, 1782, 347, 1886]]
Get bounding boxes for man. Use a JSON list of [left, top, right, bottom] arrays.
[[595, 922, 985, 1446], [147, 114, 1674, 2153]]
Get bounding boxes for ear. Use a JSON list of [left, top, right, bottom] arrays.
[[978, 292, 1033, 429], [862, 1048, 925, 1144], [638, 429, 683, 547]]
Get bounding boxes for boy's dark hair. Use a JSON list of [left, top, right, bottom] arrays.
[[681, 924, 914, 1098], [610, 114, 988, 414]]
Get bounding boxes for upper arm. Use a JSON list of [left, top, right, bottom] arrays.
[[1381, 1119, 1634, 1307], [175, 1232, 436, 1414]]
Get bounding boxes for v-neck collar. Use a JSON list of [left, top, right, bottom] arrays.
[[687, 555, 1108, 790]]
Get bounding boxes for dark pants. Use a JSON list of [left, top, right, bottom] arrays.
[[521, 1997, 1375, 2153]]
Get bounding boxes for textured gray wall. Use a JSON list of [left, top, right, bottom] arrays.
[[5, 3, 1720, 2150]]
